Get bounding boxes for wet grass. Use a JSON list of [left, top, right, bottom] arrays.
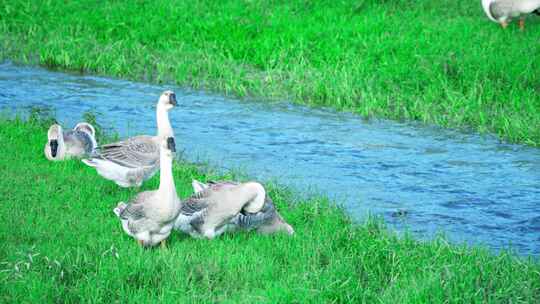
[[1, 1, 539, 145], [1, 118, 539, 302]]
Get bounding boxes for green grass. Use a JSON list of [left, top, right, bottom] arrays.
[[1, 1, 539, 145], [1, 118, 539, 303]]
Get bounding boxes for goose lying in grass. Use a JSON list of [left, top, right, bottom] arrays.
[[174, 180, 294, 239], [482, 0, 540, 29], [113, 137, 180, 247], [82, 90, 177, 187], [44, 122, 97, 161]]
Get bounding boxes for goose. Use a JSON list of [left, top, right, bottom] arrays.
[[113, 136, 181, 247], [44, 122, 97, 160], [174, 180, 294, 239], [481, 0, 540, 29], [82, 90, 177, 187]]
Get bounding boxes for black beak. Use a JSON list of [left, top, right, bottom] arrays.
[[169, 93, 177, 106], [50, 140, 58, 157], [167, 137, 176, 152]]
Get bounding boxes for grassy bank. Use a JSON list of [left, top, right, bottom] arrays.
[[1, 118, 539, 302], [1, 1, 539, 145]]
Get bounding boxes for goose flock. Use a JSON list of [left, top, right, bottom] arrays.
[[44, 90, 294, 248]]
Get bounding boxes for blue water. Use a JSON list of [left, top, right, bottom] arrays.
[[1, 62, 539, 255]]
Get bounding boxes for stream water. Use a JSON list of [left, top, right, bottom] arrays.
[[1, 62, 539, 255]]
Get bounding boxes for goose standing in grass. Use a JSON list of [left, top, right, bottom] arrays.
[[481, 0, 540, 29], [113, 137, 181, 247], [82, 90, 177, 187], [44, 122, 97, 160], [175, 180, 294, 239]]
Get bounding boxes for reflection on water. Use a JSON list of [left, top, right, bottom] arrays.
[[1, 62, 539, 255]]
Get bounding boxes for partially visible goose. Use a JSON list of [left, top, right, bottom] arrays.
[[44, 122, 97, 161], [113, 136, 181, 247], [482, 0, 540, 29], [175, 180, 294, 239], [82, 90, 177, 187]]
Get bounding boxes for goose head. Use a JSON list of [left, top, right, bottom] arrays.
[[158, 90, 177, 111], [46, 124, 64, 159]]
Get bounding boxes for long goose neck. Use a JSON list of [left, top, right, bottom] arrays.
[[156, 104, 173, 138], [158, 149, 176, 196]]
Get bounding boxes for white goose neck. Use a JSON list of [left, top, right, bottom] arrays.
[[158, 150, 176, 195], [156, 104, 173, 138]]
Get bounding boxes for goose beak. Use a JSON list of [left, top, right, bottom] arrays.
[[167, 137, 176, 152], [169, 93, 177, 106], [50, 140, 58, 157]]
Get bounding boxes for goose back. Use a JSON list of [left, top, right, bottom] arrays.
[[94, 135, 159, 168], [63, 130, 96, 156]]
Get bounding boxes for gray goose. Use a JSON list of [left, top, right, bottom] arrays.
[[82, 90, 177, 187], [174, 180, 294, 239], [44, 122, 97, 160], [113, 137, 180, 247]]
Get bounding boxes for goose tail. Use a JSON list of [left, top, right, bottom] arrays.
[[113, 202, 127, 217]]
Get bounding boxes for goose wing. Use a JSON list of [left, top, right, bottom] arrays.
[[94, 135, 159, 168], [119, 191, 155, 221], [184, 180, 240, 215], [180, 192, 211, 230], [234, 199, 276, 229], [181, 191, 210, 216]]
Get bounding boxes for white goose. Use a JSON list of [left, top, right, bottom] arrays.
[[44, 122, 97, 161], [482, 0, 540, 29], [175, 180, 294, 239], [113, 136, 181, 247], [82, 90, 176, 187]]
